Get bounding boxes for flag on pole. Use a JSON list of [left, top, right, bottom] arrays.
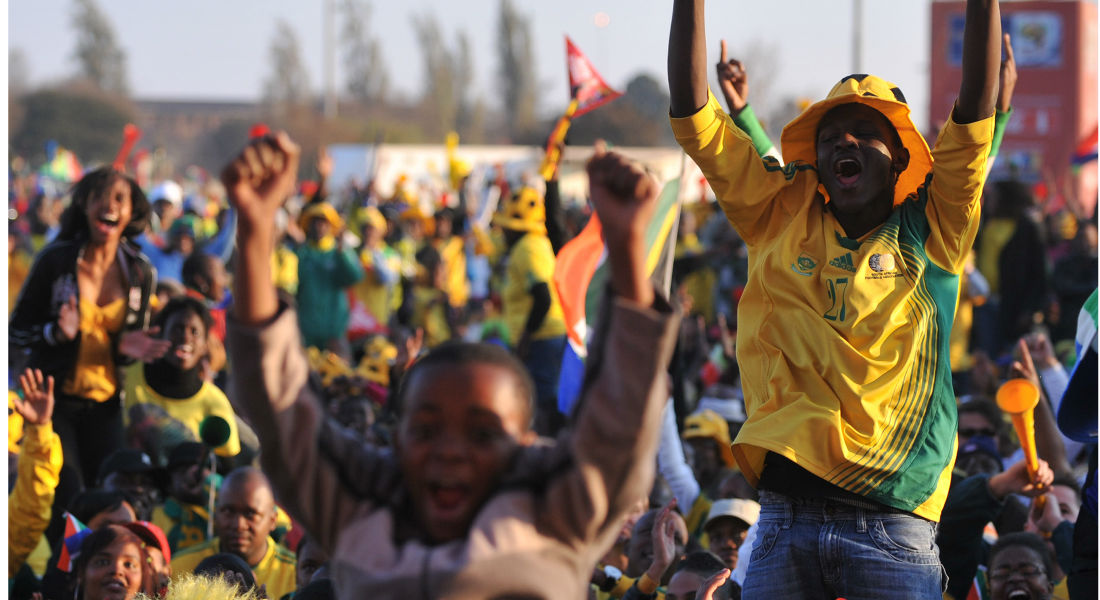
[[566, 36, 622, 118], [554, 176, 682, 415], [57, 512, 92, 572], [539, 98, 580, 181]]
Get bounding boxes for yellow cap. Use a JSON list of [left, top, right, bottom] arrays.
[[298, 202, 343, 231], [683, 409, 736, 467], [780, 74, 932, 207]]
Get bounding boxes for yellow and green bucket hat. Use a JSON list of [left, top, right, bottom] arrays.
[[780, 74, 933, 207]]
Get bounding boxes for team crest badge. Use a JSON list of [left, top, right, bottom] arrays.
[[791, 254, 817, 277], [869, 253, 896, 272]]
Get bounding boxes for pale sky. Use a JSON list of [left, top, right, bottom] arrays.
[[9, 0, 935, 128]]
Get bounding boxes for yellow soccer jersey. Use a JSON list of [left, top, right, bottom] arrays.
[[411, 286, 452, 348], [676, 233, 717, 323], [123, 363, 241, 457], [355, 244, 402, 328], [170, 536, 296, 600], [501, 233, 566, 345], [435, 235, 470, 309], [673, 91, 993, 521]]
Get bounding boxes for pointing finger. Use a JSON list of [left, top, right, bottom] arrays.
[[720, 39, 728, 63]]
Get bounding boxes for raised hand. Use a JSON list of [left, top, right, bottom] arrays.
[[646, 499, 679, 582], [403, 328, 425, 369], [1023, 331, 1058, 370], [1026, 490, 1064, 536], [221, 132, 301, 230], [997, 32, 1017, 113], [1010, 337, 1041, 392], [118, 327, 172, 363], [16, 368, 55, 426], [988, 456, 1053, 500], [57, 295, 79, 342], [699, 568, 732, 600], [317, 146, 333, 180], [586, 145, 659, 306], [716, 40, 748, 114]]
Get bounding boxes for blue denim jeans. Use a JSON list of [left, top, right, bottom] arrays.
[[742, 491, 947, 600], [524, 335, 566, 435]]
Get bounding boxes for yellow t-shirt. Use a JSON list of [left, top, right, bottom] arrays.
[[501, 233, 566, 345], [676, 233, 717, 323], [435, 236, 469, 309], [354, 244, 401, 328], [272, 245, 299, 296], [62, 298, 126, 401], [975, 218, 1015, 295], [672, 90, 993, 521], [123, 363, 241, 457], [170, 536, 297, 600], [411, 286, 452, 348]]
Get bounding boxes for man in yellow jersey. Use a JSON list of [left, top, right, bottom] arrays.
[[170, 467, 297, 599], [668, 0, 1003, 597]]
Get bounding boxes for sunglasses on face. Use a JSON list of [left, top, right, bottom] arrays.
[[958, 428, 997, 438]]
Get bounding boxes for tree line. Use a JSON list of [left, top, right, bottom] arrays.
[[8, 0, 728, 172]]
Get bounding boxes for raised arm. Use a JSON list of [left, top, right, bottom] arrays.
[[9, 369, 62, 578], [223, 133, 300, 325], [668, 0, 709, 118], [536, 150, 678, 557], [223, 134, 400, 553], [715, 40, 747, 116], [954, 0, 1001, 124]]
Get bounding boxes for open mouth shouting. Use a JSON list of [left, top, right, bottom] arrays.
[[94, 214, 122, 235], [833, 156, 863, 188], [427, 481, 472, 519]]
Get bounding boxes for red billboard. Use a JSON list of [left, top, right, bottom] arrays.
[[930, 0, 1097, 217]]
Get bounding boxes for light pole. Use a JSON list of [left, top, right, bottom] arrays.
[[323, 0, 337, 118]]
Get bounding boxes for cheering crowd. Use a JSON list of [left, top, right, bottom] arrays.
[[8, 0, 1098, 598]]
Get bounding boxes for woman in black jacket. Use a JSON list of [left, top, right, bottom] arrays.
[[10, 166, 169, 544]]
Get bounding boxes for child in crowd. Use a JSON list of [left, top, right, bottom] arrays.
[[221, 132, 678, 597]]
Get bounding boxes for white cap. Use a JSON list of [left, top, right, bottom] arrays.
[[150, 181, 183, 210], [704, 498, 761, 530]]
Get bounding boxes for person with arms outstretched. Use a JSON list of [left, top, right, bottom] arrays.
[[221, 132, 680, 598], [668, 0, 1003, 597]]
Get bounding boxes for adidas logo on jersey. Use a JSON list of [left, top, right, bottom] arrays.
[[829, 253, 856, 272]]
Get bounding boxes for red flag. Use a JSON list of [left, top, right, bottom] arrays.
[[566, 36, 622, 117]]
